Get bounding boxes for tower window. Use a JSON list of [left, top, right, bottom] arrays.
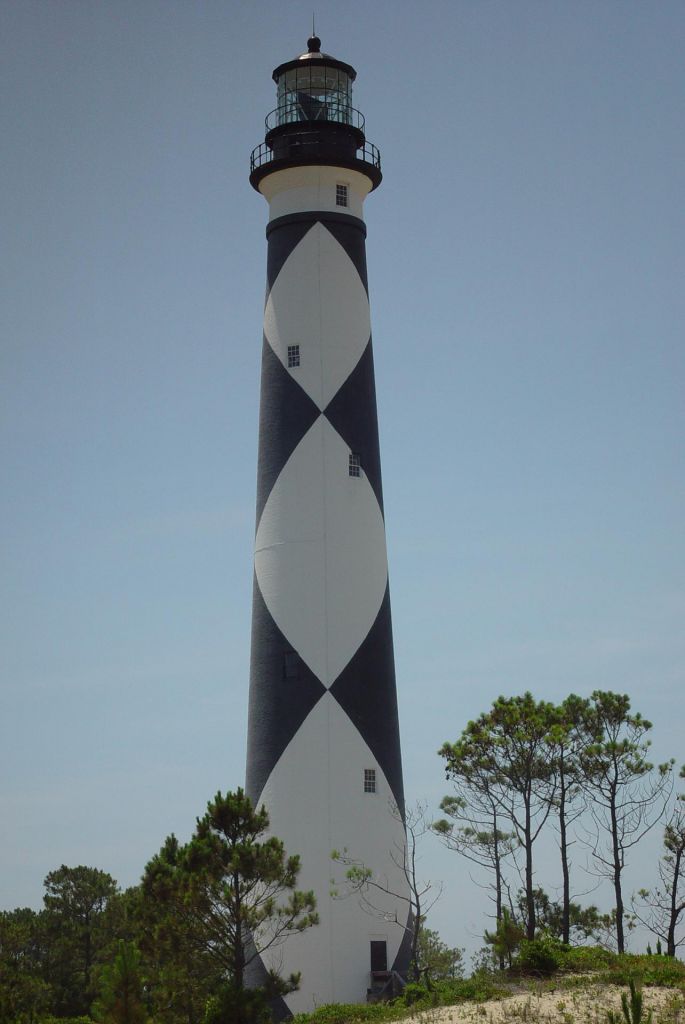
[[336, 183, 349, 207], [287, 344, 300, 368], [283, 650, 300, 679], [364, 769, 376, 793], [349, 452, 361, 477]]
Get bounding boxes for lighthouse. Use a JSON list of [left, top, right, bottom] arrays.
[[246, 35, 410, 1015]]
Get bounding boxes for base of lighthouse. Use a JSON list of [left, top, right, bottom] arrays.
[[249, 694, 410, 1015]]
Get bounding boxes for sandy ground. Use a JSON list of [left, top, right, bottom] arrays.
[[404, 984, 685, 1024]]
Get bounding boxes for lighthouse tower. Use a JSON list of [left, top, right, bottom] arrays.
[[246, 35, 410, 1015]]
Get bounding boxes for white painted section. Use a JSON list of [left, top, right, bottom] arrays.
[[255, 417, 388, 687], [259, 165, 372, 221], [264, 222, 371, 410], [256, 693, 409, 1016]]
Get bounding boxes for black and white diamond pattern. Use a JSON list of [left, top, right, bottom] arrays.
[[246, 211, 409, 1014]]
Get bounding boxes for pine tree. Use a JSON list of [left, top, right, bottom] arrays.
[[143, 788, 318, 1024]]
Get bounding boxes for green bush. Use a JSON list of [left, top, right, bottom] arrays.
[[291, 1003, 399, 1024], [401, 983, 431, 1007], [40, 1017, 93, 1024], [600, 954, 685, 988], [291, 971, 507, 1022], [514, 939, 643, 979], [556, 945, 615, 973], [203, 982, 271, 1024], [515, 934, 567, 976]]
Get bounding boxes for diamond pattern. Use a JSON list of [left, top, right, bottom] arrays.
[[254, 693, 408, 1015], [255, 336, 320, 524], [329, 585, 405, 813], [251, 214, 403, 800], [255, 416, 388, 689], [263, 223, 371, 410], [247, 208, 409, 1007], [246, 576, 326, 807], [324, 339, 385, 514]]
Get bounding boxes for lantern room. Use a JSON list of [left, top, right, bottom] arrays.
[[250, 36, 381, 192]]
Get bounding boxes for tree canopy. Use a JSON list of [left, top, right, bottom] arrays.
[[142, 788, 318, 1023]]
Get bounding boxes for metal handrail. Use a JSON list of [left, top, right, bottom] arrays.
[[250, 137, 381, 174], [265, 103, 365, 133]]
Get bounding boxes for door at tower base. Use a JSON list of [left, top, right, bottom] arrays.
[[253, 695, 410, 1015]]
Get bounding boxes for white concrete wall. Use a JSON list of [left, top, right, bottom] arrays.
[[259, 165, 372, 222]]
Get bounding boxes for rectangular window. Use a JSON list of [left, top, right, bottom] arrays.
[[287, 344, 300, 368], [336, 183, 349, 207], [349, 452, 361, 477], [364, 769, 376, 793]]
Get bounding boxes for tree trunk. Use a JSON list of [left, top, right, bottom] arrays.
[[493, 807, 505, 970], [411, 888, 421, 983], [232, 872, 245, 992], [525, 795, 535, 940], [558, 763, 570, 945], [667, 844, 683, 957], [667, 920, 676, 958], [610, 793, 625, 953], [84, 911, 92, 999]]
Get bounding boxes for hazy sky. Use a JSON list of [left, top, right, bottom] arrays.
[[2, 1, 684, 956]]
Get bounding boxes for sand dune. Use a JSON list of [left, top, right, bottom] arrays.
[[406, 984, 685, 1024]]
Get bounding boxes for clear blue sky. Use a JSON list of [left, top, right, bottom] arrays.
[[2, 1, 684, 956]]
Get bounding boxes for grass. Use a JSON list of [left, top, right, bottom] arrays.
[[291, 949, 685, 1024]]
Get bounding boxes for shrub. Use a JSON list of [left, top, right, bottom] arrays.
[[432, 975, 506, 1003], [291, 1003, 399, 1024], [556, 945, 615, 973], [515, 934, 567, 976], [601, 954, 685, 988], [203, 982, 270, 1024], [41, 1018, 93, 1024], [606, 979, 653, 1024], [401, 983, 431, 1007], [290, 972, 506, 1021]]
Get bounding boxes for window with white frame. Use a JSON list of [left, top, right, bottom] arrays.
[[287, 344, 300, 368], [336, 183, 349, 207], [364, 769, 376, 793], [349, 452, 361, 477]]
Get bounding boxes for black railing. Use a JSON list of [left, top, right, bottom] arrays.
[[250, 137, 381, 175], [265, 103, 365, 133]]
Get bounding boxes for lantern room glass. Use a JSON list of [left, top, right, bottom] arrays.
[[276, 66, 352, 125]]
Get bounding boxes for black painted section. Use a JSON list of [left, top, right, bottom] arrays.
[[251, 154, 381, 193], [255, 340, 321, 525], [265, 217, 314, 297], [390, 909, 414, 977], [265, 212, 369, 296], [273, 53, 356, 83], [329, 586, 405, 815], [244, 949, 291, 1022], [267, 210, 367, 240], [324, 339, 384, 514], [321, 216, 369, 293], [265, 122, 364, 167], [246, 578, 326, 807]]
